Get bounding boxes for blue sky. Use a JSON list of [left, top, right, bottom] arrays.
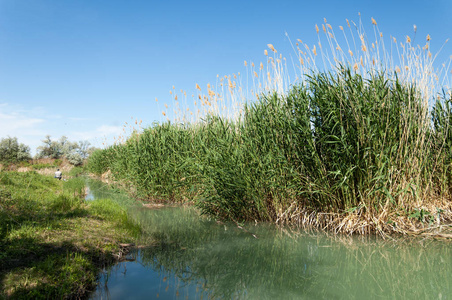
[[1, 0, 451, 154]]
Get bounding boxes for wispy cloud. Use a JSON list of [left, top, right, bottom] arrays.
[[97, 125, 124, 136], [68, 117, 92, 121], [0, 102, 130, 154], [0, 103, 48, 154], [71, 124, 124, 148], [0, 112, 45, 134], [0, 105, 47, 140]]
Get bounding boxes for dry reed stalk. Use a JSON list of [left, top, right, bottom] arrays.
[[274, 197, 452, 238], [160, 15, 448, 134]]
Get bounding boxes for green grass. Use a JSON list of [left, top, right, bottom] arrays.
[[0, 171, 141, 299], [67, 166, 85, 178], [30, 161, 61, 170]]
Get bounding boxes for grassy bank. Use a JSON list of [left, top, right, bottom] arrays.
[[87, 19, 452, 236], [0, 171, 140, 299]]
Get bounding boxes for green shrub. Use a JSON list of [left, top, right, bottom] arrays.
[[68, 166, 84, 177], [0, 137, 31, 163], [86, 149, 111, 175]]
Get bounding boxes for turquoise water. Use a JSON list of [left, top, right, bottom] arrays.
[[87, 181, 452, 299]]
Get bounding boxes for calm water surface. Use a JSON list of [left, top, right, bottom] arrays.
[[87, 180, 451, 299]]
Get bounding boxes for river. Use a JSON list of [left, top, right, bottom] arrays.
[[86, 180, 451, 299]]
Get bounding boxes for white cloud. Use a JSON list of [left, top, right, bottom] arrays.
[[71, 124, 124, 148], [0, 112, 45, 134], [0, 108, 47, 150], [0, 102, 129, 154], [68, 117, 92, 121], [0, 103, 49, 154], [97, 125, 124, 136]]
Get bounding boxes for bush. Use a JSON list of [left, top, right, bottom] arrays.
[[86, 148, 113, 175], [36, 136, 94, 165], [0, 137, 31, 163], [66, 151, 83, 166]]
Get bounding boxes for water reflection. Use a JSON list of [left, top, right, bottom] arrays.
[[88, 181, 452, 299]]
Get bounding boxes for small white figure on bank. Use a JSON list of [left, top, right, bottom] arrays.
[[54, 169, 62, 180]]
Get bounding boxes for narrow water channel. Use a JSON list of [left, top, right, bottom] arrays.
[[86, 180, 451, 299]]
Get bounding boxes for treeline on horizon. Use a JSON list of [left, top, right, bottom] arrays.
[[87, 68, 452, 233], [0, 135, 96, 166]]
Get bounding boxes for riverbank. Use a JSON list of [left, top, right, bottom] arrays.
[[0, 171, 141, 299], [91, 167, 452, 239]]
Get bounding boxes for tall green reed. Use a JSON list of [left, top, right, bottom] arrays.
[[88, 17, 452, 228]]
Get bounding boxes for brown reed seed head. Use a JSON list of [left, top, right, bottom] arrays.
[[406, 36, 411, 43], [267, 44, 276, 53], [426, 34, 431, 41], [371, 17, 377, 25], [264, 49, 268, 56]]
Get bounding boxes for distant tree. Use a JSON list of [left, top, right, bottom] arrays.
[[77, 140, 91, 159], [0, 136, 31, 163], [60, 136, 79, 156], [37, 135, 73, 159], [36, 135, 61, 159], [36, 136, 95, 165]]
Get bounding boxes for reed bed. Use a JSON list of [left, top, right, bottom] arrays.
[[88, 16, 452, 235]]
